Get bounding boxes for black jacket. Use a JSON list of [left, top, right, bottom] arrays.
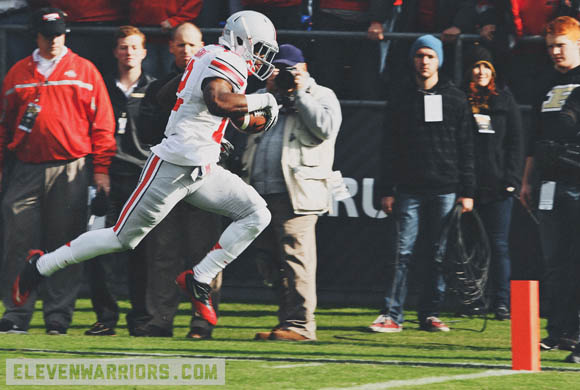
[[104, 72, 156, 176], [137, 66, 182, 146], [378, 77, 475, 198], [468, 87, 524, 203], [531, 65, 580, 183]]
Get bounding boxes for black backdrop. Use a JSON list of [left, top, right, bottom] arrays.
[[223, 106, 545, 306]]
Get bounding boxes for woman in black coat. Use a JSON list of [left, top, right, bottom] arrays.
[[465, 45, 524, 320]]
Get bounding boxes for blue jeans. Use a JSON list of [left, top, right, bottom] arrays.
[[478, 197, 513, 309], [384, 192, 456, 325], [538, 184, 580, 340]]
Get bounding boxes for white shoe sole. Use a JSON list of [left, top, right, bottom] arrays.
[[0, 329, 28, 334], [369, 325, 403, 333], [427, 327, 450, 332]]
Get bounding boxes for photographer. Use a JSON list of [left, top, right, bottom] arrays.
[[241, 44, 342, 341], [520, 16, 580, 356]]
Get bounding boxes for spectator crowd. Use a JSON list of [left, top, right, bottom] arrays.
[[1, 0, 580, 365]]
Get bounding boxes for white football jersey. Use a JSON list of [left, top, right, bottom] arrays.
[[151, 44, 248, 166]]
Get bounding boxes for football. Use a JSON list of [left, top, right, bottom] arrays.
[[230, 110, 269, 134]]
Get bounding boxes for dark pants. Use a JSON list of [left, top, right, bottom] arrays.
[[86, 174, 150, 331], [1, 159, 89, 330], [253, 193, 318, 340], [538, 184, 580, 340], [145, 202, 222, 335], [478, 197, 513, 309]]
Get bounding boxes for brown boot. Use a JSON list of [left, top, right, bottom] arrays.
[[269, 329, 311, 341], [254, 331, 273, 340]]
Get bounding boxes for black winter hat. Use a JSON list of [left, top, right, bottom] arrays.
[[466, 43, 496, 77]]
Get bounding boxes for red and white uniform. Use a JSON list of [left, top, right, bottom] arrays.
[[152, 45, 247, 166], [36, 43, 269, 279], [32, 12, 274, 326]]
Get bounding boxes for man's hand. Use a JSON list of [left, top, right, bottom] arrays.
[[479, 24, 496, 41], [367, 21, 384, 41], [93, 173, 111, 196], [381, 196, 395, 214], [519, 182, 533, 210], [457, 197, 473, 213], [293, 68, 309, 91], [160, 19, 172, 31], [442, 26, 461, 42]]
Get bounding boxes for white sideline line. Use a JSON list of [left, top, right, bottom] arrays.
[[269, 363, 325, 369], [319, 369, 532, 390], [2, 348, 578, 372]]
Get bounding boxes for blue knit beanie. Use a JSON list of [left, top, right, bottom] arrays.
[[409, 35, 444, 68]]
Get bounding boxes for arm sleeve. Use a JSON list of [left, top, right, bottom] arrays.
[[88, 69, 116, 174], [137, 80, 171, 145], [503, 90, 524, 189], [206, 52, 248, 93], [167, 0, 203, 26], [294, 83, 342, 141], [456, 98, 476, 197], [557, 87, 580, 139], [156, 73, 182, 112]]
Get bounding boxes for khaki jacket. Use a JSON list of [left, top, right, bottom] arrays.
[[241, 79, 342, 214]]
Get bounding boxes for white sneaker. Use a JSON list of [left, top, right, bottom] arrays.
[[423, 316, 450, 332], [369, 314, 402, 333]]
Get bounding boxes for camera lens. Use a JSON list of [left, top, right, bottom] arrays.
[[275, 68, 296, 90]]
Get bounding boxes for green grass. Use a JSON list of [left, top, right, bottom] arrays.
[[1, 299, 579, 389]]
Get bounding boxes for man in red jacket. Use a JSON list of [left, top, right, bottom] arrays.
[[0, 7, 116, 335]]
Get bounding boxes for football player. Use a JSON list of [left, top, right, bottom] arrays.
[[12, 11, 280, 326]]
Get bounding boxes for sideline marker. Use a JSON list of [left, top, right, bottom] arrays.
[[511, 280, 541, 371]]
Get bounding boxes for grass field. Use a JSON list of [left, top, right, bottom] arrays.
[[1, 299, 579, 389]]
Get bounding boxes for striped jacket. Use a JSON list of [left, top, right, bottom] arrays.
[[0, 49, 115, 174]]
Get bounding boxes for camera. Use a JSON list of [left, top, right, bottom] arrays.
[[275, 66, 297, 90]]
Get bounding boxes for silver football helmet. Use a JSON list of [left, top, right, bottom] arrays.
[[219, 11, 278, 81]]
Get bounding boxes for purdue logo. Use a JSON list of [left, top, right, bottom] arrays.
[[542, 84, 580, 112]]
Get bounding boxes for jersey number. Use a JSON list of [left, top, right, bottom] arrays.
[[212, 118, 228, 144], [170, 57, 226, 144], [172, 59, 195, 112]]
